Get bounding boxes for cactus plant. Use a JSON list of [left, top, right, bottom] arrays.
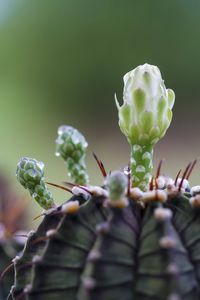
[[9, 63, 200, 300], [0, 174, 27, 299]]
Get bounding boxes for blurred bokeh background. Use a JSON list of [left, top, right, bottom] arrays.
[[0, 0, 200, 220]]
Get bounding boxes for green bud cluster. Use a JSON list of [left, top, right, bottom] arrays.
[[55, 125, 89, 185], [16, 157, 54, 210], [105, 171, 127, 201]]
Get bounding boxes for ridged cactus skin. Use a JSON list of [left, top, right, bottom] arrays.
[[0, 175, 26, 299], [9, 187, 200, 300], [0, 239, 23, 300]]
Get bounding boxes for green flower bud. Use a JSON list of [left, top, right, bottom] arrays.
[[16, 157, 54, 210], [55, 126, 89, 185], [116, 64, 175, 191], [116, 63, 175, 146], [105, 171, 127, 201]]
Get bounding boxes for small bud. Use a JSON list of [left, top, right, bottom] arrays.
[[105, 171, 127, 201], [55, 125, 89, 185], [16, 157, 54, 210], [116, 63, 175, 146]]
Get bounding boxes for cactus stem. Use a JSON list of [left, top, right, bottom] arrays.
[[130, 144, 153, 191], [178, 162, 191, 192], [46, 182, 72, 194], [186, 159, 197, 180], [93, 152, 107, 178]]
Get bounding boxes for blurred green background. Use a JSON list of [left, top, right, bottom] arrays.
[[0, 0, 200, 217]]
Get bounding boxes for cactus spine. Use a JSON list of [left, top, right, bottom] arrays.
[[9, 64, 200, 300]]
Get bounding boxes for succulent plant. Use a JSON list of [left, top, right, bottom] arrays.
[[9, 63, 200, 300], [0, 174, 27, 299]]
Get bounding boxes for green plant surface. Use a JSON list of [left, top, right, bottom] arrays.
[[9, 192, 200, 300], [9, 64, 200, 300]]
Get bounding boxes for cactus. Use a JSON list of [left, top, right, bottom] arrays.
[[0, 174, 27, 299], [9, 63, 200, 300]]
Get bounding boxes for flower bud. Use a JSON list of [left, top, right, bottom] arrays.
[[105, 171, 127, 201], [16, 157, 54, 209], [116, 63, 175, 146], [116, 64, 175, 191], [55, 125, 89, 185]]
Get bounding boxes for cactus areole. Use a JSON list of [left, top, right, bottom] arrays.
[[10, 64, 200, 300]]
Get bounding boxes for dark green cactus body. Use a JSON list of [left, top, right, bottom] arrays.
[[11, 213, 61, 298], [9, 192, 200, 300], [11, 63, 199, 300], [0, 240, 23, 300], [10, 196, 108, 299], [0, 174, 27, 300]]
